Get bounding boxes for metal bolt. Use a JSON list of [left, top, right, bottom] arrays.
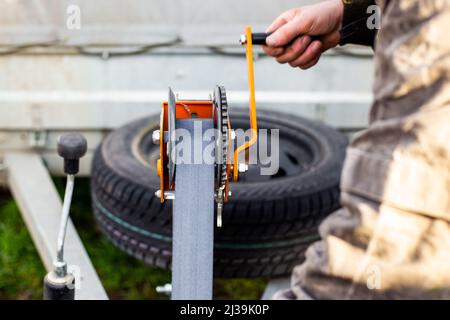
[[238, 163, 249, 173], [217, 202, 223, 228], [29, 130, 48, 148], [165, 191, 175, 200], [156, 283, 172, 295], [152, 130, 160, 145], [239, 34, 247, 45], [230, 130, 236, 140], [53, 260, 68, 278], [155, 190, 175, 200]]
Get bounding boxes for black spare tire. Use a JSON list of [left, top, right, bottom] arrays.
[[91, 109, 348, 278]]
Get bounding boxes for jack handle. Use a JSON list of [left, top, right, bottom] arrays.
[[43, 133, 87, 300]]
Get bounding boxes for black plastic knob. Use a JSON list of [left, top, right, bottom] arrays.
[[57, 133, 87, 175]]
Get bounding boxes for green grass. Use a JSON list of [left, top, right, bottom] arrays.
[[0, 179, 266, 300], [0, 197, 46, 299]]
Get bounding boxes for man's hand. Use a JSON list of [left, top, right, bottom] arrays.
[[263, 0, 344, 69]]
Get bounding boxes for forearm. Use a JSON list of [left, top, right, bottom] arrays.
[[339, 0, 377, 47]]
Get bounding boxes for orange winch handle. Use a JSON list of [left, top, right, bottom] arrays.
[[233, 25, 258, 182]]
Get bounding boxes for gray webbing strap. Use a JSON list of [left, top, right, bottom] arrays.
[[171, 119, 214, 300]]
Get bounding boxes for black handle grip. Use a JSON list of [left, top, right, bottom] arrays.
[[43, 271, 75, 300], [57, 133, 87, 175], [248, 32, 318, 47], [251, 33, 271, 45]]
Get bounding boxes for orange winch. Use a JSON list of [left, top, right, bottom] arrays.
[[153, 26, 260, 227]]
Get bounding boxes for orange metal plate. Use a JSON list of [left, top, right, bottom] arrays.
[[158, 100, 214, 202]]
